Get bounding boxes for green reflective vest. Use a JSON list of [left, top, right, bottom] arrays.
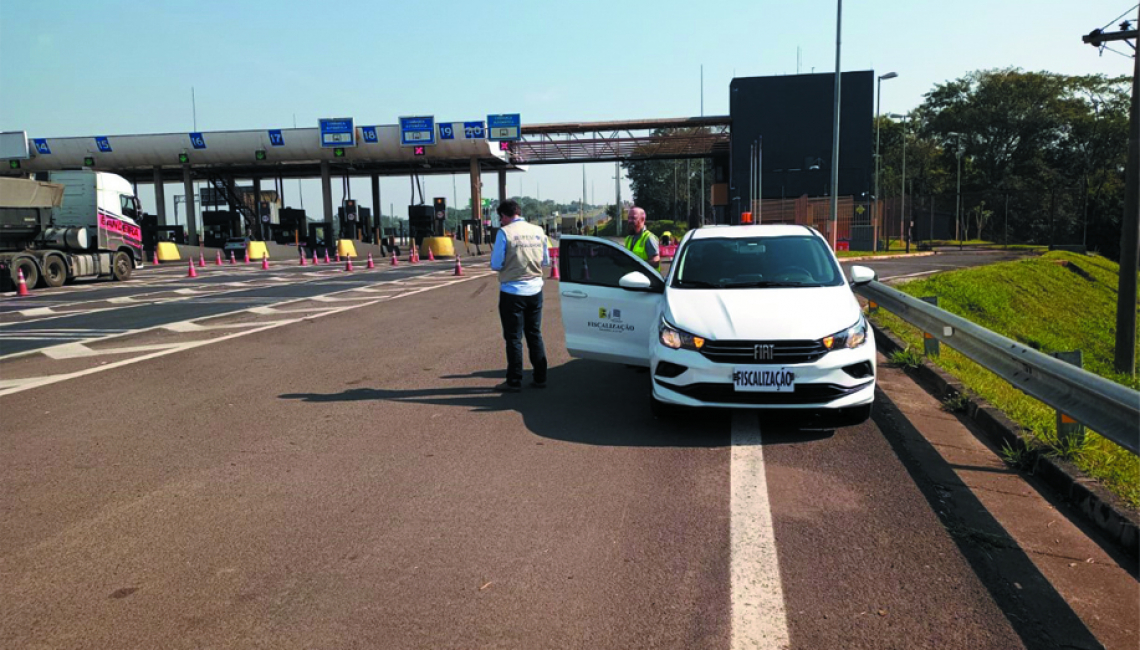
[[624, 229, 659, 269]]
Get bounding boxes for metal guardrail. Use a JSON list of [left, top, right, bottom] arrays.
[[856, 281, 1140, 455]]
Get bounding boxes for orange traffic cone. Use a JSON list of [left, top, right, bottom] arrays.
[[230, 251, 237, 265], [367, 253, 375, 269], [453, 255, 464, 276], [428, 248, 435, 262], [198, 251, 206, 267], [299, 249, 307, 266], [313, 250, 320, 266], [390, 251, 398, 267], [324, 249, 331, 264], [244, 249, 251, 264], [15, 268, 30, 296], [345, 256, 353, 272], [188, 260, 198, 278], [261, 253, 269, 270], [216, 251, 223, 266], [551, 261, 560, 280], [152, 250, 160, 265]]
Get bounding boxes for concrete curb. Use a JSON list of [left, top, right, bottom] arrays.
[[870, 320, 1140, 557], [838, 251, 938, 262]]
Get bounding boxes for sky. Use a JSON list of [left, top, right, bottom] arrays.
[[0, 0, 1135, 222]]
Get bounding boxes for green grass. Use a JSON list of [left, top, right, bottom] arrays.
[[872, 251, 1140, 508], [837, 249, 927, 258], [925, 239, 1048, 252]]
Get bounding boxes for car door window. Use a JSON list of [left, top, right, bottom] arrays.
[[562, 239, 663, 290]]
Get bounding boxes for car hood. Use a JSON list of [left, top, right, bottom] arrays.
[[664, 285, 861, 341]]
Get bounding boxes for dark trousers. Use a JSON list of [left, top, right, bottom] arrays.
[[498, 291, 547, 386]]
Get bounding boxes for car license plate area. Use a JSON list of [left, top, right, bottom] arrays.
[[733, 366, 796, 392]]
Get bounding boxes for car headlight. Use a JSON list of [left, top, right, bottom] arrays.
[[660, 320, 705, 351], [821, 317, 868, 351]]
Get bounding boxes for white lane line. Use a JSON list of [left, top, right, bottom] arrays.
[[731, 410, 790, 650]]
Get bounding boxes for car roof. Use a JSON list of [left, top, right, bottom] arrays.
[[688, 224, 815, 240]]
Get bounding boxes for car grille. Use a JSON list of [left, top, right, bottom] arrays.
[[699, 339, 828, 364], [657, 379, 871, 405]]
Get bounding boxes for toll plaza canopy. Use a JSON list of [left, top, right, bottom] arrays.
[[0, 124, 521, 183]]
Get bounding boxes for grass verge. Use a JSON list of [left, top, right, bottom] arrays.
[[871, 251, 1139, 509]]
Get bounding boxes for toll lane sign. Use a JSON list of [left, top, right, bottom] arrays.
[[362, 126, 379, 143], [189, 132, 206, 149], [268, 129, 284, 146], [439, 123, 455, 140], [33, 139, 51, 155], [95, 136, 112, 152], [319, 118, 356, 148], [400, 116, 436, 147], [464, 121, 485, 139], [487, 114, 521, 141]]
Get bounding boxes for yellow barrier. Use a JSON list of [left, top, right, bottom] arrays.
[[422, 236, 455, 258], [156, 241, 180, 262], [337, 239, 358, 258], [247, 241, 269, 260]]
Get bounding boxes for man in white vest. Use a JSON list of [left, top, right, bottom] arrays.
[[490, 199, 550, 392]]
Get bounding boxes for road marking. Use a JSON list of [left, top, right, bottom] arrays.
[[731, 411, 790, 650]]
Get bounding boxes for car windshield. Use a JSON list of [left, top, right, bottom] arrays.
[[672, 234, 844, 288]]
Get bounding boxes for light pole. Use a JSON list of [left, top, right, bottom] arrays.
[[828, 0, 843, 250], [888, 113, 907, 251], [875, 72, 898, 251], [947, 131, 964, 249]]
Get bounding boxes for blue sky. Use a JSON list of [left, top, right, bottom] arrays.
[[1, 0, 1134, 219]]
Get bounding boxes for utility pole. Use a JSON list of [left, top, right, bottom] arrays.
[[701, 64, 705, 226], [875, 72, 898, 251], [1084, 17, 1139, 375], [828, 0, 843, 250], [615, 162, 622, 238]]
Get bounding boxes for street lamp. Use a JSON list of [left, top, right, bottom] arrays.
[[887, 113, 907, 251], [947, 131, 965, 249], [875, 72, 898, 252]]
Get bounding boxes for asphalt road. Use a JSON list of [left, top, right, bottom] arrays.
[[1, 247, 1135, 649]]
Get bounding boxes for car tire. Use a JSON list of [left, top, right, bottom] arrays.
[[111, 251, 132, 282], [11, 257, 39, 290], [42, 255, 68, 288]]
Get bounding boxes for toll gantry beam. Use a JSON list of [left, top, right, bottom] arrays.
[[506, 116, 732, 165]]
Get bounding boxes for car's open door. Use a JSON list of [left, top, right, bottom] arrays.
[[557, 236, 665, 366]]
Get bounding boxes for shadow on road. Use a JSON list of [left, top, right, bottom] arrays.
[[281, 359, 837, 448]]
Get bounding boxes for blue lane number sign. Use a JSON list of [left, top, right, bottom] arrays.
[[464, 121, 485, 139], [95, 136, 112, 152], [189, 132, 207, 149], [487, 114, 521, 141], [362, 126, 379, 143], [33, 139, 51, 155], [268, 129, 284, 146], [319, 117, 356, 148], [399, 116, 436, 147], [438, 124, 455, 140]]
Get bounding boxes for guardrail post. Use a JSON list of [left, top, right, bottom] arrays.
[[867, 299, 879, 315], [920, 296, 940, 356], [1051, 350, 1085, 447]]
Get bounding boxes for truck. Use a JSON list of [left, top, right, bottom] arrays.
[[0, 170, 144, 289]]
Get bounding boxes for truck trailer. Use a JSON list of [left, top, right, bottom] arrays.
[[0, 170, 144, 289]]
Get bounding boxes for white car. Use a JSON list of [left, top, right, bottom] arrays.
[[556, 224, 877, 427]]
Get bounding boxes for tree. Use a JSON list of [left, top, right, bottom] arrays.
[[971, 201, 993, 241], [622, 128, 715, 224]]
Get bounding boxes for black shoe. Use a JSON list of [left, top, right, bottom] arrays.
[[530, 380, 547, 389], [494, 381, 522, 393]]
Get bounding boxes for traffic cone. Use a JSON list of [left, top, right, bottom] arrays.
[[299, 249, 307, 266], [313, 250, 320, 266], [230, 251, 237, 265], [428, 248, 435, 262], [15, 268, 30, 296], [551, 261, 560, 280], [367, 253, 375, 269], [453, 255, 464, 276], [409, 248, 418, 264], [187, 260, 198, 278], [198, 251, 206, 267], [336, 253, 342, 263], [216, 251, 223, 266], [324, 249, 331, 264], [152, 250, 159, 265], [244, 249, 250, 264], [390, 251, 398, 267], [261, 253, 269, 270], [345, 256, 353, 272]]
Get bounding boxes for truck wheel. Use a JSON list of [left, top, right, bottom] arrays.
[[11, 258, 39, 290], [112, 252, 132, 282], [42, 256, 67, 288]]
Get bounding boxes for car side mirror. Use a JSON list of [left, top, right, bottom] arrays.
[[849, 265, 876, 286], [618, 271, 653, 290]]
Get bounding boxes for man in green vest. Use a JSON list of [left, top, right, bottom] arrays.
[[624, 207, 660, 269]]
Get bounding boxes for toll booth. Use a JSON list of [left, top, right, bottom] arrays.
[[272, 208, 307, 245], [139, 214, 186, 252], [408, 204, 434, 247], [460, 219, 485, 245], [337, 202, 373, 242], [202, 211, 242, 248], [307, 223, 334, 253]]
